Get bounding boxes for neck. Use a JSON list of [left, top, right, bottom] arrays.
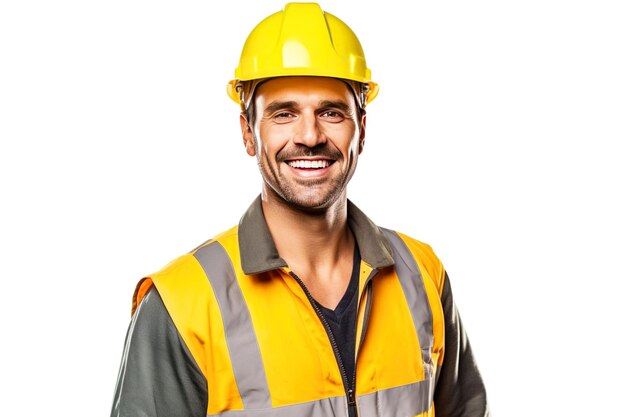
[[261, 190, 353, 271]]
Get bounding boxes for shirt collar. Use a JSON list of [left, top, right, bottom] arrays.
[[238, 195, 395, 275]]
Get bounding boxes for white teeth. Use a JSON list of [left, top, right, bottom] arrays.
[[287, 160, 330, 169]]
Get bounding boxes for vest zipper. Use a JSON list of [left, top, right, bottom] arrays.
[[355, 269, 378, 361], [289, 271, 358, 417], [350, 268, 378, 416]]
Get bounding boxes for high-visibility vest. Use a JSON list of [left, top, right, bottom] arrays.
[[134, 225, 445, 417]]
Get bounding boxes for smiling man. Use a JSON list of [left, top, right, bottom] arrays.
[[111, 3, 489, 417], [244, 77, 361, 212]]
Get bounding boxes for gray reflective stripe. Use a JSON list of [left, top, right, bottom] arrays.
[[382, 229, 434, 371], [208, 380, 434, 417], [358, 379, 435, 417], [194, 242, 271, 410], [210, 395, 348, 417]]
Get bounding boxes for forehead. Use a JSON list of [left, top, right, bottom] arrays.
[[254, 77, 355, 109]]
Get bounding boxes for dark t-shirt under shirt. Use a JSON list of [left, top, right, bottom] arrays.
[[313, 245, 360, 391]]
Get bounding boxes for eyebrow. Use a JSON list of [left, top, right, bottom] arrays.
[[263, 101, 298, 116], [318, 100, 352, 115]]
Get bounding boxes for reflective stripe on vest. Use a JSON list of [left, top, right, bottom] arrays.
[[208, 379, 434, 417], [193, 233, 435, 417], [382, 229, 435, 376], [194, 241, 272, 410]]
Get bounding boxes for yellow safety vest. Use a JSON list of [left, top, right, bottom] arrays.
[[133, 198, 446, 417]]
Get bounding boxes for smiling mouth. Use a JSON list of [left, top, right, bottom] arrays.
[[286, 159, 333, 169]]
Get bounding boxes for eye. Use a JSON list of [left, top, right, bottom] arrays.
[[320, 110, 345, 122], [273, 112, 296, 123]]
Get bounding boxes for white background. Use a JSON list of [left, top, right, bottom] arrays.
[[1, 1, 624, 416]]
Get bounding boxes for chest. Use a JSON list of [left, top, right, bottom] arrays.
[[215, 268, 442, 407]]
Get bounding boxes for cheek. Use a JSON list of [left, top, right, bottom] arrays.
[[346, 132, 361, 155], [254, 129, 271, 158], [258, 141, 279, 165], [325, 124, 357, 148], [261, 143, 271, 157], [259, 133, 292, 160]]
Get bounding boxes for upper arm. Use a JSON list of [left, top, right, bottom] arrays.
[[433, 273, 490, 417], [111, 287, 208, 417]]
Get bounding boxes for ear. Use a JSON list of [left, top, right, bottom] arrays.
[[240, 113, 257, 156], [358, 113, 367, 154]]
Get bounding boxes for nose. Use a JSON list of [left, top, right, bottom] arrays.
[[293, 112, 326, 147]]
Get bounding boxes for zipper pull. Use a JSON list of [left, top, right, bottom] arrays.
[[347, 389, 356, 406], [347, 389, 359, 417], [348, 389, 356, 411]]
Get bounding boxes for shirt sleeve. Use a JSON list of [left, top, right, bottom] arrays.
[[110, 286, 208, 417], [433, 272, 490, 417]]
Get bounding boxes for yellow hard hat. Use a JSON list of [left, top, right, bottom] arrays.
[[227, 2, 379, 107]]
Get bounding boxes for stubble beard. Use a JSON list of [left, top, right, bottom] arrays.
[[258, 153, 353, 213]]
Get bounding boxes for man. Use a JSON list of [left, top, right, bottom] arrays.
[[111, 3, 489, 417]]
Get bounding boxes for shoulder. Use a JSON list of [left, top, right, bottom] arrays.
[[386, 229, 447, 295], [132, 225, 240, 314]]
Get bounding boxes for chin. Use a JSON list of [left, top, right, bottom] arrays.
[[264, 177, 348, 212], [282, 190, 345, 213], [290, 200, 332, 213]]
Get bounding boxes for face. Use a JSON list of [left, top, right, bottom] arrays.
[[240, 77, 366, 212]]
